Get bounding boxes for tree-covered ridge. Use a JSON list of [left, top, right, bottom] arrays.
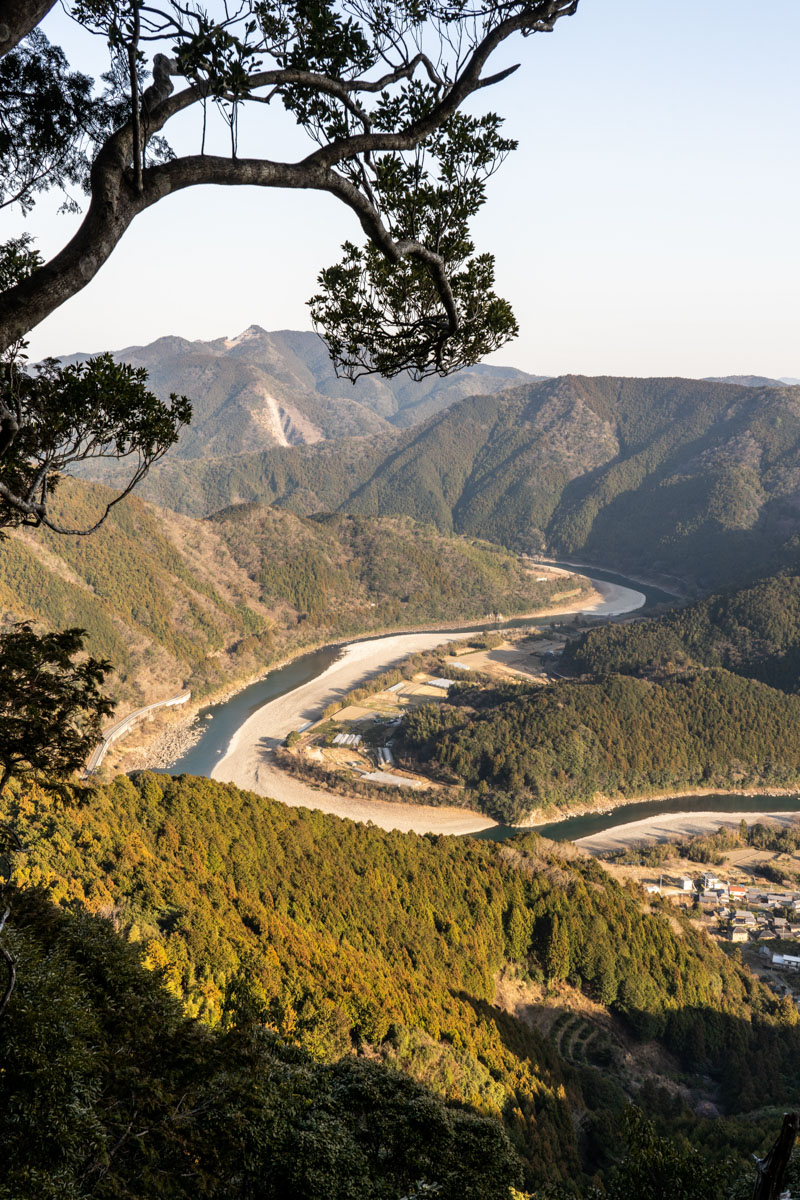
[[120, 432, 396, 519], [399, 670, 800, 820], [8, 772, 800, 1190], [562, 571, 800, 692], [2, 887, 520, 1200], [143, 373, 800, 588], [0, 477, 569, 711], [213, 506, 575, 631]]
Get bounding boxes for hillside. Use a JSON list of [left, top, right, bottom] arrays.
[[8, 772, 799, 1193], [65, 326, 533, 467], [132, 373, 800, 589], [339, 375, 800, 588], [3, 886, 518, 1200], [398, 669, 800, 820], [562, 571, 800, 691], [0, 478, 571, 715], [114, 433, 396, 518]]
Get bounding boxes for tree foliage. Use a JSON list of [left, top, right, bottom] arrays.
[[0, 622, 113, 792], [1, 886, 520, 1199], [0, 0, 580, 375], [10, 770, 800, 1189], [562, 570, 800, 694], [0, 236, 191, 533], [0, 28, 102, 213], [400, 669, 800, 820]]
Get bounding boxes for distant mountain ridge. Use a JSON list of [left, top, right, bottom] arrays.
[[335, 373, 800, 588], [62, 325, 536, 460], [56, 335, 800, 589], [132, 373, 800, 590]]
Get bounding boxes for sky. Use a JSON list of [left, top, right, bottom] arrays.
[[5, 0, 800, 377]]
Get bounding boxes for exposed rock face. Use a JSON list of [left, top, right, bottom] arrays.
[[60, 325, 536, 460]]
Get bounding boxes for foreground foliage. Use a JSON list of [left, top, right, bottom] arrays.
[[1, 887, 520, 1199], [0, 623, 113, 791], [8, 773, 800, 1190]]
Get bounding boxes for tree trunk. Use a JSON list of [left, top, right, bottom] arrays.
[[753, 1113, 799, 1200], [0, 0, 58, 57]]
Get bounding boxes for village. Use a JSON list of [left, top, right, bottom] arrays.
[[278, 615, 800, 1015], [605, 852, 800, 1009]]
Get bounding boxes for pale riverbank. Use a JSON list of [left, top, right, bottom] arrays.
[[210, 629, 498, 834], [114, 567, 606, 776], [575, 808, 800, 854], [209, 575, 643, 835]]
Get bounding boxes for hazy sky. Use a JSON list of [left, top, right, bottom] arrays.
[[5, 0, 799, 377]]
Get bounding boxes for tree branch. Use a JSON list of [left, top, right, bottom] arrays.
[[0, 907, 15, 1021], [0, 0, 579, 352], [753, 1112, 799, 1200]]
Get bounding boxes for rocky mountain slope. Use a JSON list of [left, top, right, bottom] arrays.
[[64, 325, 533, 461]]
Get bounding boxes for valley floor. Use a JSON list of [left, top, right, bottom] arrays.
[[209, 576, 641, 835]]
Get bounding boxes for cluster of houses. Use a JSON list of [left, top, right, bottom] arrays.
[[689, 872, 800, 944], [645, 871, 800, 947]]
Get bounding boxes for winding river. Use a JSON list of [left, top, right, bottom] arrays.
[[163, 563, 800, 846]]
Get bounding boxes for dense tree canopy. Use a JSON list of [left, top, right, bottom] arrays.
[[399, 669, 800, 821], [8, 771, 800, 1191]]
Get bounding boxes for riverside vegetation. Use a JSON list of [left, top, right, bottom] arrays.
[[0, 477, 575, 713], [5, 770, 800, 1197], [391, 570, 800, 822]]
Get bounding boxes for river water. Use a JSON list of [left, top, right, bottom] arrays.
[[166, 561, 653, 778], [164, 562, 800, 844], [472, 792, 800, 844]]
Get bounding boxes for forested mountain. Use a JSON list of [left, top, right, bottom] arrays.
[[339, 375, 800, 589], [562, 571, 800, 691], [400, 670, 800, 821], [704, 375, 787, 388], [128, 373, 800, 589], [0, 477, 565, 712], [7, 772, 799, 1195], [65, 326, 533, 463]]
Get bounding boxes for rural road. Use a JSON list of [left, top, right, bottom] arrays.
[[87, 689, 191, 773]]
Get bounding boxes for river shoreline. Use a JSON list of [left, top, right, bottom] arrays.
[[110, 569, 602, 776], [523, 784, 800, 827], [574, 807, 800, 854], [202, 575, 643, 836], [534, 555, 690, 601], [131, 557, 800, 848]]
